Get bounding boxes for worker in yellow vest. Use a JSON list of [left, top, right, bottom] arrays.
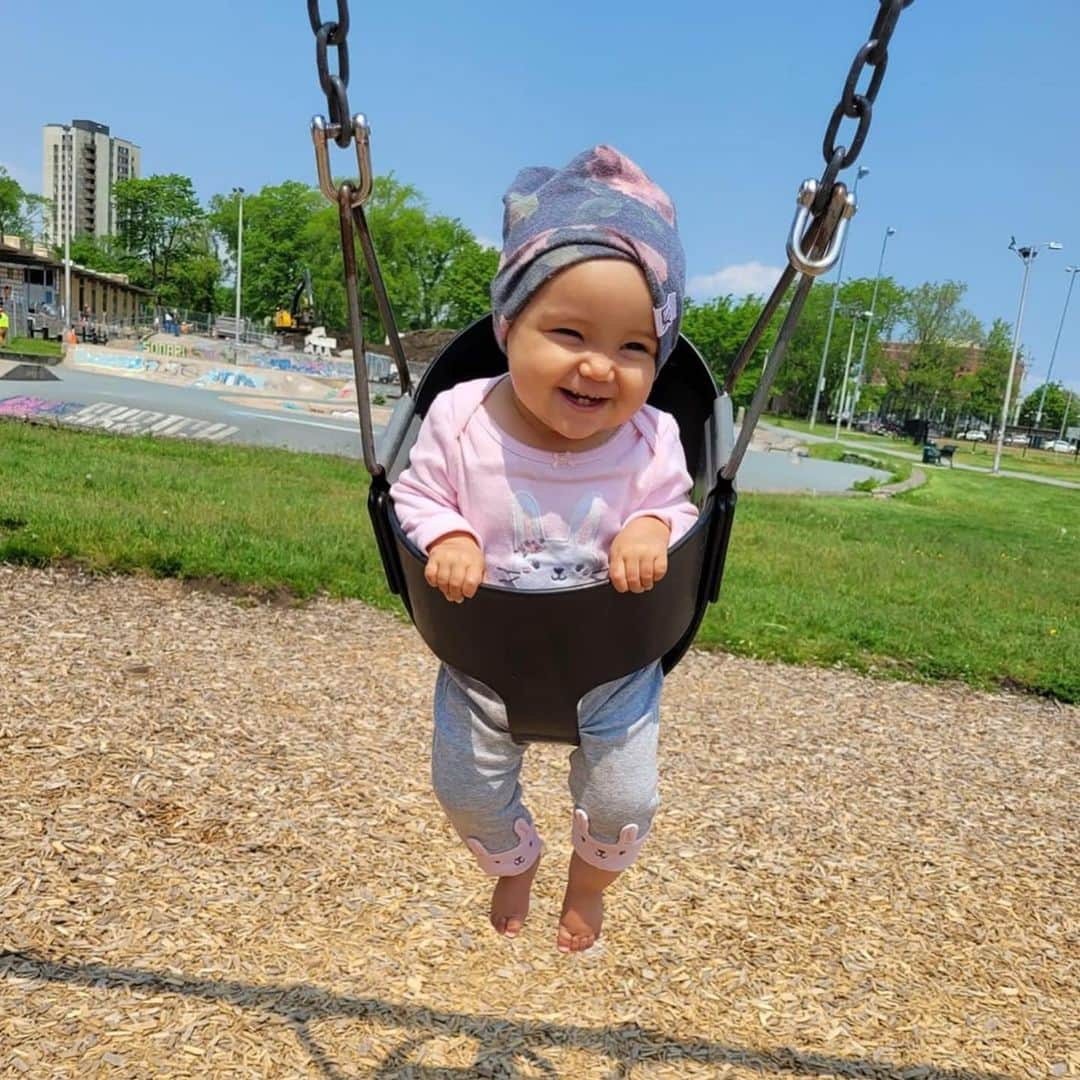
[[0, 306, 9, 347]]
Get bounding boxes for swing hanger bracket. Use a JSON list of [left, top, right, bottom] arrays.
[[787, 178, 856, 277], [311, 113, 373, 208]]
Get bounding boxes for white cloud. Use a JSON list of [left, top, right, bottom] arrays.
[[688, 261, 784, 300], [475, 234, 499, 251]]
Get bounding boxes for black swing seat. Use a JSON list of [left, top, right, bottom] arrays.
[[368, 315, 737, 745]]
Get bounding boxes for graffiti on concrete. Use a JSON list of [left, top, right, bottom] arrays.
[[73, 347, 202, 379], [74, 348, 150, 373], [248, 353, 355, 379], [193, 368, 264, 389], [149, 358, 200, 379], [145, 341, 227, 364], [0, 395, 87, 419], [0, 395, 238, 442]]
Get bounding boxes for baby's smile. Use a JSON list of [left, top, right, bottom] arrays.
[[560, 387, 611, 410]]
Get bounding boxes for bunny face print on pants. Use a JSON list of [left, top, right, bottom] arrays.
[[494, 492, 608, 591]]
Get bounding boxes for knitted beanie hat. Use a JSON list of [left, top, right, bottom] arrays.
[[490, 145, 685, 368]]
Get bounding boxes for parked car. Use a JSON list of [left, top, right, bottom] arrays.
[[1047, 439, 1074, 453], [961, 429, 988, 441], [856, 418, 891, 436], [1005, 433, 1029, 445]]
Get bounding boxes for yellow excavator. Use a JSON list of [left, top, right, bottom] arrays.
[[273, 269, 317, 345]]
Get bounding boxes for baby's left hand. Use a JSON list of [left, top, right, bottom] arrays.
[[609, 516, 671, 594]]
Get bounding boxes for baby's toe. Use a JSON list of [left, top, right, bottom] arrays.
[[556, 925, 574, 954]]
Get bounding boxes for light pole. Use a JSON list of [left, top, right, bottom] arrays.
[[848, 226, 896, 430], [63, 129, 75, 335], [809, 165, 870, 430], [834, 309, 872, 441], [993, 238, 1063, 475], [1034, 265, 1080, 428], [232, 187, 245, 352]]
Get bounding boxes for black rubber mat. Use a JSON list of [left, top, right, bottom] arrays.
[[0, 364, 60, 381]]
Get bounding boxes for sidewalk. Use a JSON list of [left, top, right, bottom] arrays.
[[761, 422, 1080, 491]]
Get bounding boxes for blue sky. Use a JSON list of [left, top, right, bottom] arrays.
[[4, 1, 1080, 397]]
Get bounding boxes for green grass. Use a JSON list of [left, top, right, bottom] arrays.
[[1, 336, 63, 359], [767, 414, 1080, 481], [943, 439, 1080, 479], [0, 421, 388, 606], [1, 419, 1077, 702], [710, 475, 1077, 701]]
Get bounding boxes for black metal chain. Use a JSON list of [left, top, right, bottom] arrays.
[[309, 0, 353, 147], [812, 0, 914, 213]]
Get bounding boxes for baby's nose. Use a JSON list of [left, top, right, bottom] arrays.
[[579, 354, 615, 381]]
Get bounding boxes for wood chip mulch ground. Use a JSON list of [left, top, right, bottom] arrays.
[[1, 565, 1075, 1079]]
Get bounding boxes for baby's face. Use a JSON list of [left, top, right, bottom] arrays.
[[504, 259, 658, 448]]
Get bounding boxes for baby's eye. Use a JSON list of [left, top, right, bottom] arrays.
[[551, 327, 583, 340], [623, 341, 654, 355]]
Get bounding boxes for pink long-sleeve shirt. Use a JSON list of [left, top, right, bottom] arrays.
[[390, 377, 698, 591]]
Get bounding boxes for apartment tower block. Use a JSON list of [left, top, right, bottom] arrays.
[[42, 120, 141, 246]]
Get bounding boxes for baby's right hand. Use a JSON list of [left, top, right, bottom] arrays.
[[425, 532, 485, 603]]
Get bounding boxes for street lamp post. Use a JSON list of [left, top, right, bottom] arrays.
[[233, 187, 245, 352], [834, 310, 872, 441], [63, 130, 75, 335], [847, 226, 896, 430], [992, 238, 1063, 475], [809, 165, 870, 430], [1034, 265, 1080, 428]]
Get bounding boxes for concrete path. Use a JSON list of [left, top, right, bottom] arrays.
[[761, 422, 1080, 491]]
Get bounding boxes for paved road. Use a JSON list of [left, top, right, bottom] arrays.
[[0, 364, 369, 458]]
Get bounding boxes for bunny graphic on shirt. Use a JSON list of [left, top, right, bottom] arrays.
[[494, 491, 608, 590]]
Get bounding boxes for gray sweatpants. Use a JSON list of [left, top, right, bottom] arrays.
[[432, 660, 662, 873]]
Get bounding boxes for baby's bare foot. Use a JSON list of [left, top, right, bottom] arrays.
[[490, 856, 540, 938], [557, 882, 605, 953]]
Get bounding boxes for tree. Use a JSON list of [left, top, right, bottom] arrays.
[[962, 317, 1012, 425], [294, 175, 486, 341], [163, 219, 224, 315], [355, 176, 477, 332], [682, 292, 772, 407], [408, 215, 475, 326], [66, 234, 129, 275], [114, 174, 203, 289], [0, 169, 20, 235], [759, 276, 906, 418], [440, 240, 500, 328], [1018, 382, 1070, 428], [897, 281, 982, 421], [0, 167, 49, 241], [209, 181, 324, 323]]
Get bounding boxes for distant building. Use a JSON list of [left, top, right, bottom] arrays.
[[876, 340, 1025, 393], [0, 235, 153, 338], [42, 120, 141, 246]]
